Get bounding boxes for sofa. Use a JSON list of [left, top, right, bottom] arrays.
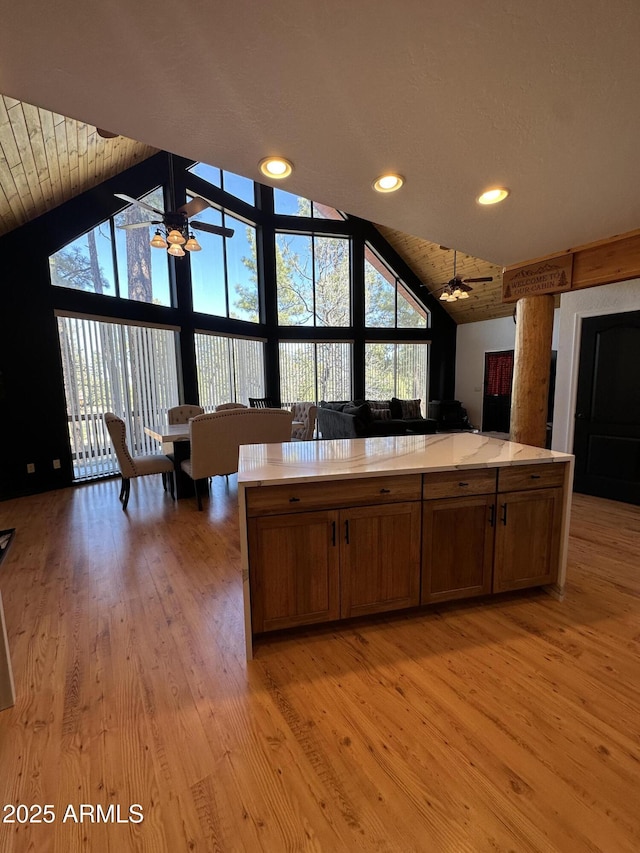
[[317, 398, 437, 439]]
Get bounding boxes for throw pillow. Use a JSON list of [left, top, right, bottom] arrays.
[[397, 398, 422, 420], [344, 402, 374, 425], [367, 400, 392, 420], [320, 401, 349, 412]]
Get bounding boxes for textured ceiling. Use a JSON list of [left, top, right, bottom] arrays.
[[2, 1, 639, 268]]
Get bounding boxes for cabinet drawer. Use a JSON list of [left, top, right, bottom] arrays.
[[497, 462, 567, 493], [246, 474, 422, 516], [422, 468, 497, 499]]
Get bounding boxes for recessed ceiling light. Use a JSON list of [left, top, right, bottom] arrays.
[[259, 157, 293, 179], [373, 174, 404, 193], [477, 187, 510, 205]]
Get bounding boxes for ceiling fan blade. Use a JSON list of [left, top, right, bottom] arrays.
[[178, 196, 212, 218], [114, 193, 165, 217], [116, 220, 162, 230], [462, 276, 493, 283], [190, 220, 235, 239]]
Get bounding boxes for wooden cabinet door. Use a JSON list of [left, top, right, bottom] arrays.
[[422, 495, 495, 604], [493, 487, 563, 592], [248, 510, 340, 633], [340, 502, 421, 619]]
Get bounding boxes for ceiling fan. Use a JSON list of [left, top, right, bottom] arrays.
[[115, 193, 234, 257], [434, 249, 493, 302]]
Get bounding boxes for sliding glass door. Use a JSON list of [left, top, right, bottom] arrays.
[[57, 314, 180, 480]]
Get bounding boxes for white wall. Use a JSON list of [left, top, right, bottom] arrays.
[[455, 312, 560, 430], [455, 279, 640, 449]]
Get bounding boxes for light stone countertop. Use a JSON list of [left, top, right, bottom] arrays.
[[237, 432, 573, 488]]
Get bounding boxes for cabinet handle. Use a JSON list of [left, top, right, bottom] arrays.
[[501, 502, 508, 525], [289, 496, 300, 502], [380, 488, 391, 494], [458, 482, 469, 487], [489, 503, 495, 527], [345, 519, 350, 544], [530, 474, 541, 479], [331, 520, 336, 546]]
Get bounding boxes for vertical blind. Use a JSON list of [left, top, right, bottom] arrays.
[[279, 342, 352, 407], [194, 333, 266, 410], [364, 343, 429, 414], [57, 314, 180, 480]]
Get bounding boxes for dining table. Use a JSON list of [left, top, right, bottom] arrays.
[[144, 422, 192, 498]]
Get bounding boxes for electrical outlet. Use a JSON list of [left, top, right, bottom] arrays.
[[26, 463, 35, 474], [53, 459, 61, 469]]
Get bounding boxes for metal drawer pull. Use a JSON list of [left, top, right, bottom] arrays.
[[380, 488, 391, 493], [345, 519, 350, 544], [530, 474, 541, 479], [458, 482, 469, 487], [289, 496, 300, 502], [489, 503, 495, 527], [332, 520, 336, 546], [501, 503, 508, 525]]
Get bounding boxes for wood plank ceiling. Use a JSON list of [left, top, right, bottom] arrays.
[[0, 94, 507, 324]]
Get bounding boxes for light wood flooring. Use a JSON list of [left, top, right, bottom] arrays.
[[0, 477, 638, 852]]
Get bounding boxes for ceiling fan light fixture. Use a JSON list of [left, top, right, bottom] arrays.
[[477, 187, 509, 205], [167, 243, 186, 257], [167, 228, 186, 245], [373, 173, 404, 193], [259, 157, 293, 179], [150, 229, 167, 249], [184, 234, 201, 252], [457, 290, 470, 299]]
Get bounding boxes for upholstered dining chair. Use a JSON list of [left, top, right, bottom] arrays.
[[168, 404, 205, 424], [163, 405, 205, 458], [215, 402, 247, 411], [104, 412, 175, 510], [290, 402, 318, 440], [181, 408, 293, 509]]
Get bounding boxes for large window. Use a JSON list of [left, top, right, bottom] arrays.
[[276, 233, 351, 326], [365, 245, 429, 329], [365, 343, 430, 413], [279, 341, 352, 406], [57, 314, 179, 480], [187, 163, 255, 206], [273, 188, 343, 220], [189, 202, 259, 323], [195, 332, 265, 410], [50, 189, 171, 306]]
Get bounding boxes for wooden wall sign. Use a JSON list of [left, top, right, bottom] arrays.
[[502, 255, 573, 303]]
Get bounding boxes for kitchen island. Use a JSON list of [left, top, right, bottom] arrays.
[[238, 432, 574, 659]]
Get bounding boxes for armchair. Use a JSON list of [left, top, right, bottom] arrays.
[[290, 402, 318, 440]]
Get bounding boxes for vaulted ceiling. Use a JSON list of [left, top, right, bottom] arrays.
[[2, 2, 638, 323]]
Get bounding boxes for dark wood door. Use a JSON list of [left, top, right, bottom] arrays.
[[573, 311, 640, 504]]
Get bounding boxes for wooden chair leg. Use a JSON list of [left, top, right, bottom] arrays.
[[119, 478, 126, 502], [168, 471, 175, 500], [194, 479, 202, 511], [162, 472, 167, 491], [122, 478, 131, 511]]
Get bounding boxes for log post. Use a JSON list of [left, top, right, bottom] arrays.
[[510, 294, 555, 447]]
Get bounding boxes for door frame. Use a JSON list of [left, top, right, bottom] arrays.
[[555, 300, 640, 454]]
